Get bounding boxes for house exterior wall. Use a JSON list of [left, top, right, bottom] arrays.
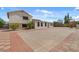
[[8, 11, 32, 24], [8, 10, 53, 29], [34, 21, 47, 29], [8, 10, 32, 29], [76, 24, 79, 28], [33, 19, 53, 29], [48, 23, 53, 28]]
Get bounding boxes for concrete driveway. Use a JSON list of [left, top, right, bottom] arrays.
[[18, 27, 76, 52]]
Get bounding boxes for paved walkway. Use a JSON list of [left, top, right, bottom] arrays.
[[50, 30, 79, 52], [0, 30, 33, 52], [9, 32, 33, 52], [18, 28, 76, 52], [0, 28, 79, 52]]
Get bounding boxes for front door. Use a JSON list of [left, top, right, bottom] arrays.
[[22, 24, 27, 28]]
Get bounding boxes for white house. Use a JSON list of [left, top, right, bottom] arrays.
[[7, 10, 53, 29]]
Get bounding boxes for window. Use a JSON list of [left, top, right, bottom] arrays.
[[45, 22, 47, 26], [41, 22, 43, 26], [37, 22, 40, 27], [22, 24, 27, 27], [7, 13, 9, 18], [23, 16, 28, 20]]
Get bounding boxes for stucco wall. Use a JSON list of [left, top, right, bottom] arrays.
[[76, 24, 79, 28], [8, 11, 32, 24], [33, 20, 53, 29], [8, 10, 53, 29]]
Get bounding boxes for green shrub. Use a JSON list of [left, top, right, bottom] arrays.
[[64, 24, 69, 27], [27, 21, 33, 29], [9, 23, 19, 30], [76, 21, 79, 24]]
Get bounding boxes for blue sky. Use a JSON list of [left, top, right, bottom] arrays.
[[0, 7, 79, 22]]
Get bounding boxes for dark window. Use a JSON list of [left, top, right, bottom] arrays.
[[37, 22, 40, 27], [23, 16, 28, 20], [45, 22, 47, 26], [41, 22, 43, 26], [7, 13, 9, 18], [22, 24, 27, 27]]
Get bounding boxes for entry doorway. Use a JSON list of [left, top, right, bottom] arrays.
[[22, 24, 27, 28]]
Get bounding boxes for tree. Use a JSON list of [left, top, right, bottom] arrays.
[[64, 13, 71, 24], [69, 16, 73, 20], [76, 21, 79, 24], [64, 13, 73, 27], [64, 13, 68, 24], [0, 18, 5, 28], [64, 15, 67, 24]]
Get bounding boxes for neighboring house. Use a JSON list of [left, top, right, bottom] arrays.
[[33, 19, 53, 29], [7, 10, 53, 29], [76, 21, 79, 28], [69, 20, 76, 27]]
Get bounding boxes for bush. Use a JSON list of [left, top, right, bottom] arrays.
[[64, 24, 69, 27], [9, 23, 19, 30], [27, 21, 33, 29], [76, 21, 79, 24]]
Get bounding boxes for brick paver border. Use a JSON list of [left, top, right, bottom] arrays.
[[9, 32, 33, 52], [49, 31, 79, 52]]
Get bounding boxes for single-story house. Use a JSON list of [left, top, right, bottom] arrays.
[[76, 21, 79, 28], [7, 10, 53, 29], [32, 19, 53, 29]]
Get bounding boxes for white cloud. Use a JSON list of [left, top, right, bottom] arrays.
[[75, 16, 79, 19], [73, 16, 79, 21], [75, 7, 79, 10], [36, 9, 53, 14], [33, 9, 60, 22], [33, 9, 55, 22], [33, 14, 55, 22]]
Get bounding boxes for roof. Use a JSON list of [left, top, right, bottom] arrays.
[[32, 19, 53, 23], [7, 10, 32, 18], [32, 19, 41, 21]]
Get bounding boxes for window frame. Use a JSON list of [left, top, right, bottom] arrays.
[[23, 16, 29, 20]]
